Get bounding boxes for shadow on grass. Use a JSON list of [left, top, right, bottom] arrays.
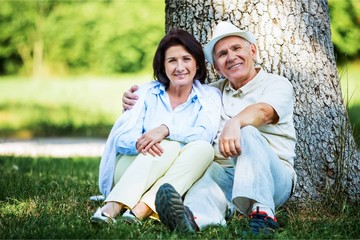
[[348, 105, 360, 148], [0, 102, 113, 138]]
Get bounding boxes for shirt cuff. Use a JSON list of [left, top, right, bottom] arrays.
[[116, 140, 138, 155]]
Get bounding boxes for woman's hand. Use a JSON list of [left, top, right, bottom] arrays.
[[136, 125, 169, 157], [122, 85, 139, 110]]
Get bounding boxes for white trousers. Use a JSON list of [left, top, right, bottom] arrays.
[[184, 126, 294, 230], [105, 139, 214, 215]]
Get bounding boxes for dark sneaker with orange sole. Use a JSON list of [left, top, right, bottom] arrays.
[[246, 206, 279, 236], [155, 183, 199, 233]]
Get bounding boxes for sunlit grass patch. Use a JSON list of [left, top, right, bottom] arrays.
[[1, 197, 39, 217], [339, 60, 360, 107], [0, 75, 148, 138], [339, 60, 360, 147]]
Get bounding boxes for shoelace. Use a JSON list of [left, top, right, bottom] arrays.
[[249, 207, 278, 234]]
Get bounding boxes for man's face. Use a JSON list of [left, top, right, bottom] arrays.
[[213, 36, 257, 89]]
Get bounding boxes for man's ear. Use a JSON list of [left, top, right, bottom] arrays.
[[250, 43, 257, 62], [214, 63, 223, 77]]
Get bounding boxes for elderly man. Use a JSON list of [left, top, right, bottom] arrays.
[[123, 21, 297, 236]]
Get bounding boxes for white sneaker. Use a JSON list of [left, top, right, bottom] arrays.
[[90, 208, 116, 224], [89, 195, 105, 202], [121, 210, 142, 225]]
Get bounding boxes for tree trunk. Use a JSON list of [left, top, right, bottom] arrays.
[[32, 5, 46, 78], [165, 0, 359, 200]]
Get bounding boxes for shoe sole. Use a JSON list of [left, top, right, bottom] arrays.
[[155, 183, 196, 233], [90, 216, 110, 225], [121, 216, 142, 225], [90, 216, 115, 225]]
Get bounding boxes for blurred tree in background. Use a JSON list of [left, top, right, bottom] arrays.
[[0, 0, 358, 77], [0, 0, 164, 76], [328, 0, 360, 63]]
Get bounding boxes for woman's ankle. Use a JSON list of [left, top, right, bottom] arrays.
[[132, 202, 152, 220], [101, 201, 123, 218]]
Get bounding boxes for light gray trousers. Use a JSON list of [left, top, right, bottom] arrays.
[[184, 126, 294, 230]]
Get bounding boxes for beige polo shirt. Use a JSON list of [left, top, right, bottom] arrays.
[[210, 68, 297, 168]]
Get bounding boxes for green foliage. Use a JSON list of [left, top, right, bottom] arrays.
[[0, 0, 164, 76], [1, 1, 359, 75], [0, 156, 359, 239], [328, 0, 360, 62]]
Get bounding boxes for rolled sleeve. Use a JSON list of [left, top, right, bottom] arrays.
[[259, 77, 294, 123], [115, 135, 138, 155]]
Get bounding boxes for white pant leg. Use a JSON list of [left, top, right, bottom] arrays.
[[113, 155, 136, 185], [232, 126, 293, 215], [105, 140, 181, 208], [183, 162, 234, 230], [141, 140, 214, 212]]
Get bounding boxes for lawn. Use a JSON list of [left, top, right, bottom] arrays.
[[339, 60, 360, 146], [339, 60, 360, 107], [1, 156, 359, 239], [0, 74, 149, 139]]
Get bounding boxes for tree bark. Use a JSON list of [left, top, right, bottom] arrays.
[[165, 0, 359, 200]]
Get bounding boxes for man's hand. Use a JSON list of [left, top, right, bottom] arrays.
[[136, 125, 169, 157], [218, 103, 277, 158], [122, 85, 139, 110], [219, 118, 241, 158]]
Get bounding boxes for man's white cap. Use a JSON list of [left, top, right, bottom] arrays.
[[204, 21, 257, 64]]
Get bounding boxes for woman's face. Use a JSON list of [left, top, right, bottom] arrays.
[[164, 45, 197, 88]]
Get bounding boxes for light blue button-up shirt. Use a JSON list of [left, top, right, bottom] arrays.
[[116, 84, 214, 155]]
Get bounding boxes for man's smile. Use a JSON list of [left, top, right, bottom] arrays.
[[228, 63, 242, 70]]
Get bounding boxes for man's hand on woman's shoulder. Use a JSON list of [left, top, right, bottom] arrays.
[[122, 85, 139, 110]]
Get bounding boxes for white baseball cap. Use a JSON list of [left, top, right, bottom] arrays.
[[204, 21, 257, 64]]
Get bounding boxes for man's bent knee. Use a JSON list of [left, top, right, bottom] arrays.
[[241, 125, 260, 137]]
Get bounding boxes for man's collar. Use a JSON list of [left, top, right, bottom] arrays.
[[224, 67, 265, 95]]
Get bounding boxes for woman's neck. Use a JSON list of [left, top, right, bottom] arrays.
[[166, 85, 192, 110]]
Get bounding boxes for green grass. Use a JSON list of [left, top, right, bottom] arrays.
[[0, 74, 148, 138], [339, 60, 360, 106], [0, 156, 359, 239], [339, 60, 360, 147]]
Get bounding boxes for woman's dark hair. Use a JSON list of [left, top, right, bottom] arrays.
[[153, 29, 207, 88]]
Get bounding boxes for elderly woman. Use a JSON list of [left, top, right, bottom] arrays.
[[90, 29, 222, 224]]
